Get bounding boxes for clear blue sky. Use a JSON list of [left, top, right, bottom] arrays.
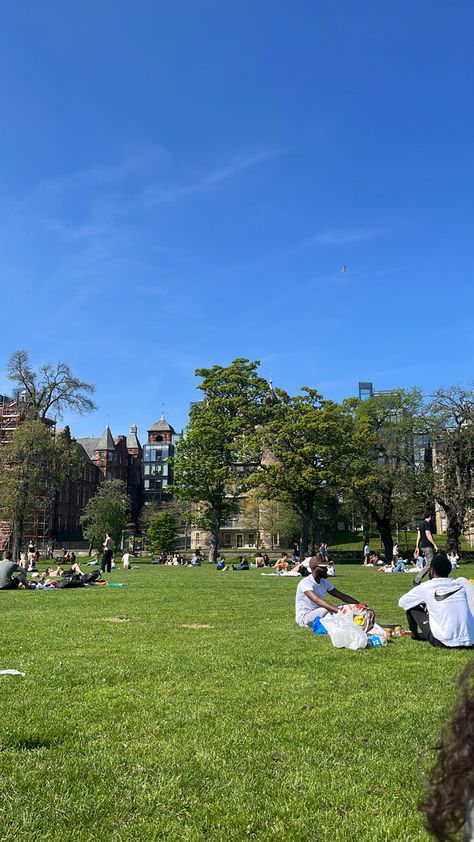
[[0, 2, 472, 441]]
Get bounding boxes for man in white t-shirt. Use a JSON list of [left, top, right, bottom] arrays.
[[295, 556, 365, 627], [399, 553, 474, 648]]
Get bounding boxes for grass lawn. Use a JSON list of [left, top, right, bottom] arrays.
[[329, 531, 472, 552], [1, 562, 473, 841]]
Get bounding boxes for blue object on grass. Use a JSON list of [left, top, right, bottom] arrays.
[[312, 616, 328, 635]]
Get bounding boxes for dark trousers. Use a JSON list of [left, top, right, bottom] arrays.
[[101, 549, 113, 573], [0, 579, 20, 590], [405, 605, 446, 648]]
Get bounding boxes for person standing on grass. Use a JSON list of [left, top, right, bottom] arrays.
[[295, 556, 365, 627], [363, 541, 371, 565], [399, 553, 474, 648], [101, 532, 114, 573], [0, 550, 28, 590], [413, 511, 438, 585]]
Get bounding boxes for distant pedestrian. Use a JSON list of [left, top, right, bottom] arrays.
[[363, 542, 371, 565], [101, 532, 114, 573], [413, 512, 438, 585]]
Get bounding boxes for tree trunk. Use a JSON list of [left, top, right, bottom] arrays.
[[12, 477, 29, 562], [300, 511, 311, 560], [446, 520, 462, 553], [208, 531, 218, 564], [378, 520, 393, 564]]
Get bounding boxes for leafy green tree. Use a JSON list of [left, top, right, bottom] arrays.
[[147, 511, 179, 556], [7, 350, 96, 420], [80, 480, 131, 551], [0, 421, 80, 559], [428, 386, 474, 550], [173, 359, 270, 562], [343, 389, 428, 562], [251, 389, 351, 559]]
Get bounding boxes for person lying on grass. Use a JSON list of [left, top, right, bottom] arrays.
[[399, 553, 474, 648], [295, 555, 367, 628]]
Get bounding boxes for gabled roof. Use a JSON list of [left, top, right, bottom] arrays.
[[77, 425, 116, 458], [75, 442, 94, 464], [76, 437, 100, 458]]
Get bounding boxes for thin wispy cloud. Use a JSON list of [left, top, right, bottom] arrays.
[[315, 225, 392, 245]]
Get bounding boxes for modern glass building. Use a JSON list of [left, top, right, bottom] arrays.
[[142, 414, 177, 506]]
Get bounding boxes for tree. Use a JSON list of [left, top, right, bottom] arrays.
[[147, 511, 179, 556], [0, 421, 80, 559], [80, 480, 131, 551], [428, 386, 474, 550], [172, 359, 270, 562], [251, 389, 351, 559], [7, 350, 96, 420], [343, 389, 428, 562]]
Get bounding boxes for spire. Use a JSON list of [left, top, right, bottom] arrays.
[[264, 372, 279, 404], [96, 424, 115, 451]]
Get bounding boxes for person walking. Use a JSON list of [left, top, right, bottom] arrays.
[[413, 511, 438, 585], [101, 532, 114, 573]]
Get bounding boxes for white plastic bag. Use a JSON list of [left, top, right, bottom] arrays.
[[321, 614, 368, 650], [366, 623, 388, 647]]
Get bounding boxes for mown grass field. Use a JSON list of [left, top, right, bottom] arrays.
[[1, 562, 473, 842]]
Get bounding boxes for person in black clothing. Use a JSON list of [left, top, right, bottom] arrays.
[[414, 511, 438, 585]]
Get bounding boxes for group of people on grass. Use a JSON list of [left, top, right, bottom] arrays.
[[0, 549, 103, 589], [296, 513, 474, 650]]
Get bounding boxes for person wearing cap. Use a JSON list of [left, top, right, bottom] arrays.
[[295, 555, 365, 627]]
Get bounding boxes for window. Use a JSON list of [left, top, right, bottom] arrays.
[[108, 452, 114, 462], [236, 535, 243, 548], [224, 534, 231, 547], [248, 533, 255, 547], [195, 533, 200, 543]]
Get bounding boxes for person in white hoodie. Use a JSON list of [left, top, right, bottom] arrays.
[[399, 553, 474, 648]]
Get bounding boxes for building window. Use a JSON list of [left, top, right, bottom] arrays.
[[224, 534, 231, 547], [248, 533, 255, 547], [236, 534, 243, 548], [195, 533, 200, 544]]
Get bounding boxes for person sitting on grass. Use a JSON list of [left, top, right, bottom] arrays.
[[255, 552, 265, 568], [0, 550, 28, 590], [391, 555, 406, 573], [231, 556, 249, 571], [398, 553, 474, 648], [274, 552, 289, 572], [295, 555, 367, 628]]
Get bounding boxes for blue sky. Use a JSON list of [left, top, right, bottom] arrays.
[[0, 1, 472, 441]]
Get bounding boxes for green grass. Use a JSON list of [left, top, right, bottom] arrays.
[[329, 531, 472, 552], [1, 563, 473, 841]]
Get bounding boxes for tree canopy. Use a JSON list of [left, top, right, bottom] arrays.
[[7, 350, 96, 420], [251, 388, 351, 558], [172, 359, 270, 562], [342, 388, 429, 561], [147, 510, 179, 556], [80, 480, 131, 550], [0, 421, 80, 559]]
